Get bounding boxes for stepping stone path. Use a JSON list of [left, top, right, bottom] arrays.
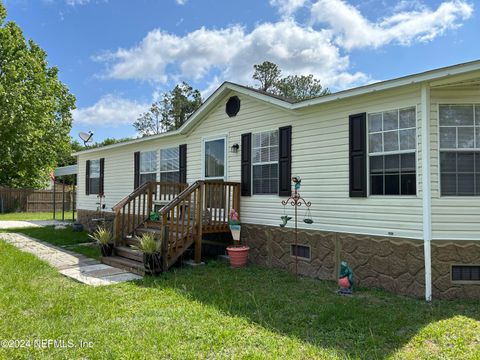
[[0, 233, 142, 286], [0, 220, 71, 229]]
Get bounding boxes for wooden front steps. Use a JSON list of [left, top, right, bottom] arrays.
[[102, 225, 196, 275], [110, 180, 241, 276], [101, 255, 145, 276]]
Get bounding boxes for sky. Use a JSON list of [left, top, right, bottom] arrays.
[[3, 0, 479, 142]]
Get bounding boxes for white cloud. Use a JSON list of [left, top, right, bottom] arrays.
[[73, 95, 149, 127], [96, 19, 369, 91], [311, 0, 473, 49], [66, 0, 90, 5], [269, 0, 307, 17], [94, 0, 473, 92], [176, 0, 187, 4]]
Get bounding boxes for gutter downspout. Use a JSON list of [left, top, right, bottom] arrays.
[[421, 83, 432, 302]]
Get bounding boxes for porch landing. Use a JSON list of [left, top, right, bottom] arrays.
[[0, 233, 142, 286]]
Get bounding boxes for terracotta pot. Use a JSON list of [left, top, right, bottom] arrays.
[[226, 246, 250, 268]]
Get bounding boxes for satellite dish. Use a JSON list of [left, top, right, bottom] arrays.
[[79, 131, 94, 146]]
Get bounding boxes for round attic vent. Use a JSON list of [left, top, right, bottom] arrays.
[[226, 96, 241, 117]]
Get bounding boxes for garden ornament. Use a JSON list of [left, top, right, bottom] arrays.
[[337, 261, 354, 295], [280, 215, 292, 227]]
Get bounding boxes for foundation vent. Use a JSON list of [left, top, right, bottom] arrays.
[[291, 244, 311, 260], [451, 265, 480, 282]]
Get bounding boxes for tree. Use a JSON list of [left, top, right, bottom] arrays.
[[252, 61, 282, 92], [252, 61, 330, 101], [169, 82, 202, 130], [276, 74, 330, 101], [0, 4, 76, 188], [134, 82, 202, 137]]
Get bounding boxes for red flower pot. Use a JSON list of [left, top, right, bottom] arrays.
[[226, 246, 250, 268]]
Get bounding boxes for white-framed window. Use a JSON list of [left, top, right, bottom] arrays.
[[160, 147, 179, 183], [368, 107, 417, 195], [252, 130, 279, 195], [439, 104, 480, 196], [204, 137, 226, 180], [89, 159, 100, 195], [140, 150, 157, 185]]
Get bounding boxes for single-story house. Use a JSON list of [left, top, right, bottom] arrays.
[[74, 60, 480, 300]]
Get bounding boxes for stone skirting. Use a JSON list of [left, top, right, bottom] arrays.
[[241, 224, 480, 299], [77, 209, 115, 233], [431, 241, 480, 299]]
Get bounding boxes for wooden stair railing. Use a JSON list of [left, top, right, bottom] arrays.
[[202, 181, 241, 233], [159, 181, 203, 270], [111, 180, 241, 272], [112, 181, 187, 243], [158, 180, 241, 270]]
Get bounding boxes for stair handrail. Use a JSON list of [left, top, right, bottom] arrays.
[[159, 180, 203, 216], [112, 181, 153, 212]]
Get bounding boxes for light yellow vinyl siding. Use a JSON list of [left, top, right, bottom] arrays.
[[430, 88, 480, 240], [78, 86, 423, 239]]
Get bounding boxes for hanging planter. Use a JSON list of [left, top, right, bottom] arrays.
[[226, 209, 249, 268]]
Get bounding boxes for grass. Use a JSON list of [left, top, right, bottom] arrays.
[[0, 212, 74, 221], [0, 239, 479, 359], [0, 226, 101, 260]]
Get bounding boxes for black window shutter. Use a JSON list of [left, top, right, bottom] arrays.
[[134, 152, 140, 189], [179, 144, 187, 184], [241, 133, 252, 196], [278, 125, 292, 197], [349, 113, 367, 197], [99, 158, 105, 195], [85, 160, 90, 195]]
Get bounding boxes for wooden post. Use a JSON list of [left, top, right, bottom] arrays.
[[195, 183, 204, 264], [52, 182, 56, 220], [161, 220, 169, 272], [147, 183, 153, 217], [72, 175, 76, 222], [62, 179, 65, 221]]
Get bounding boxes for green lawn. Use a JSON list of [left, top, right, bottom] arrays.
[[0, 226, 100, 260], [0, 211, 74, 221], [0, 240, 479, 359]]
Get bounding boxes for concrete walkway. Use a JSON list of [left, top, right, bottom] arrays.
[[0, 220, 71, 229], [0, 233, 142, 286]]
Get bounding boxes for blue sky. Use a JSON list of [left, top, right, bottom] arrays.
[[3, 0, 479, 142]]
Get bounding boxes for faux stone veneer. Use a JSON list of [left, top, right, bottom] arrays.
[[241, 224, 480, 299], [77, 209, 115, 233], [431, 241, 480, 299]]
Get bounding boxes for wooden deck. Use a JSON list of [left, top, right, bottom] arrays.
[[104, 181, 240, 274]]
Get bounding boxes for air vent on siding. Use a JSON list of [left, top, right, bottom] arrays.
[[226, 96, 241, 117]]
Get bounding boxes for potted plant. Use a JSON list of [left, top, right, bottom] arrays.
[[136, 233, 162, 275], [88, 226, 113, 257], [226, 209, 250, 268]]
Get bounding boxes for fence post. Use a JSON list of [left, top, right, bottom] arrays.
[[53, 182, 56, 219], [62, 180, 65, 221]]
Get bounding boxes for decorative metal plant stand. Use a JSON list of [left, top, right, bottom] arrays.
[[281, 176, 313, 277]]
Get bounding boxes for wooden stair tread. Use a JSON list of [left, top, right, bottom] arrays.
[[101, 256, 145, 276], [115, 246, 143, 261]]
